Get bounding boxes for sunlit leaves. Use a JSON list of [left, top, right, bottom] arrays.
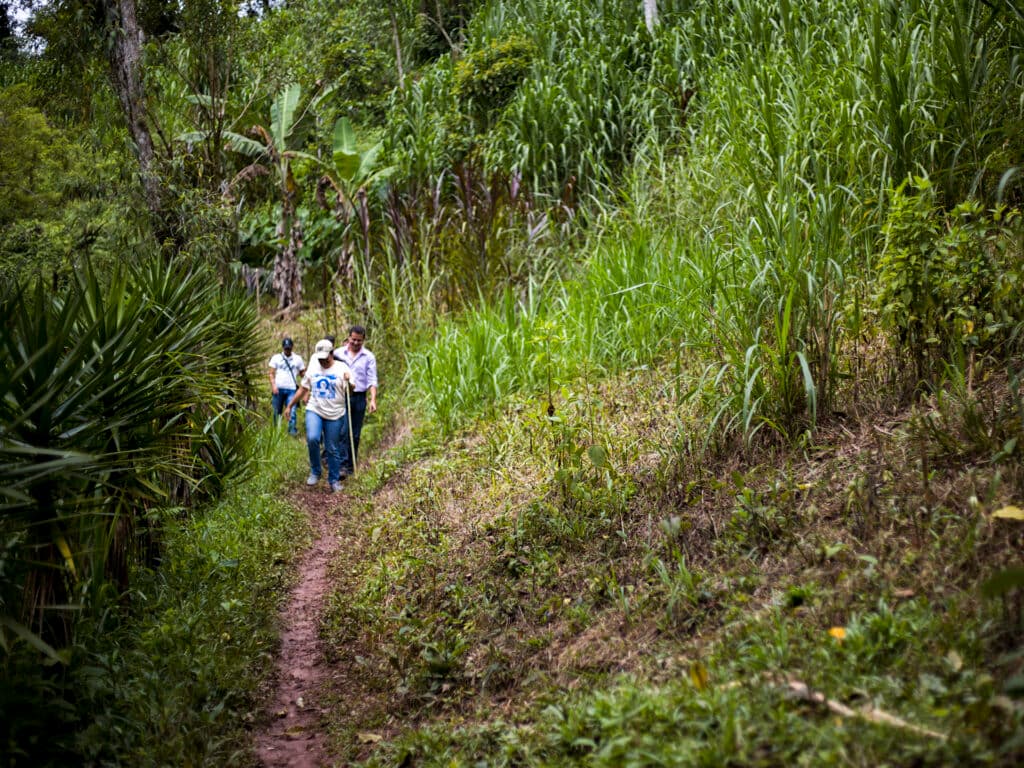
[[992, 506, 1024, 520]]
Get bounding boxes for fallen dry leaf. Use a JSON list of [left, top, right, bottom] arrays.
[[992, 505, 1024, 520]]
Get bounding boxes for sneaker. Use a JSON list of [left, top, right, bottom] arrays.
[[330, 481, 344, 493], [306, 473, 320, 486]]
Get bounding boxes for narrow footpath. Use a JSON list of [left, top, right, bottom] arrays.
[[254, 488, 343, 768]]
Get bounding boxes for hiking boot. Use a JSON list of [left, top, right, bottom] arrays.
[[330, 481, 344, 493], [306, 473, 320, 486]]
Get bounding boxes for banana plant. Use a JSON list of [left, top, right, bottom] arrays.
[[185, 83, 326, 310], [318, 116, 394, 280], [226, 83, 323, 310]]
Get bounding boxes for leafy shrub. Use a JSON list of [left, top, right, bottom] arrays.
[[0, 84, 70, 226], [321, 39, 394, 118], [876, 177, 1024, 379], [453, 35, 536, 123]]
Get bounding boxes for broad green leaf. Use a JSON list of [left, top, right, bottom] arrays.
[[333, 117, 356, 156], [270, 83, 301, 148], [588, 444, 609, 468], [333, 152, 361, 181], [358, 143, 383, 179], [176, 130, 210, 144], [283, 150, 325, 167], [224, 131, 268, 158]]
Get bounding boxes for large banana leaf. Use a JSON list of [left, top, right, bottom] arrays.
[[270, 83, 302, 150], [223, 130, 269, 158], [333, 117, 361, 180], [330, 117, 393, 187]]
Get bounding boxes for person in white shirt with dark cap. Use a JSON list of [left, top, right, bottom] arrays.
[[267, 337, 304, 436]]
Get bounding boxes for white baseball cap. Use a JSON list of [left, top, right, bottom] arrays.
[[314, 339, 333, 360]]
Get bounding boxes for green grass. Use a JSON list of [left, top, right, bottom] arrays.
[[398, 0, 1024, 452], [318, 361, 1024, 767], [365, 599, 1014, 767]]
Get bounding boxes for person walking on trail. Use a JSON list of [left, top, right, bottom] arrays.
[[284, 339, 353, 493], [268, 337, 305, 436], [304, 334, 344, 470], [337, 325, 378, 478]]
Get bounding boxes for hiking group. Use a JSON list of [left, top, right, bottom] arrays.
[[269, 326, 378, 492]]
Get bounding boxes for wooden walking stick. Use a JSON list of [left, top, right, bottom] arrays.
[[345, 384, 356, 475]]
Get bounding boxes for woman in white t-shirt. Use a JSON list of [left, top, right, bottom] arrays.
[[284, 339, 353, 492]]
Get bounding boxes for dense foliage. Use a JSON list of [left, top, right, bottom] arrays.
[[1, 0, 1023, 763]]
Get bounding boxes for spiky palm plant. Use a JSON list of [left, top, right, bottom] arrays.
[[0, 259, 257, 648]]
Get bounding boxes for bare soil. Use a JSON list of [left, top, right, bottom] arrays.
[[254, 486, 345, 768]]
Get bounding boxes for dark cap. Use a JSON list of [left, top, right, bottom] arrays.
[[282, 337, 293, 349]]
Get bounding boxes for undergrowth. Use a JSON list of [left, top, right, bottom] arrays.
[[1, 427, 310, 766], [320, 360, 1024, 766]]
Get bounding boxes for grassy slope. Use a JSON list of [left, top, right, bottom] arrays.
[[286, 0, 1024, 762], [316, 359, 1022, 765]]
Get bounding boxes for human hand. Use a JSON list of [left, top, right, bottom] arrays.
[[272, 384, 278, 395], [368, 399, 377, 414]]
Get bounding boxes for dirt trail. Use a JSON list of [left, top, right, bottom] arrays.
[[254, 488, 343, 768]]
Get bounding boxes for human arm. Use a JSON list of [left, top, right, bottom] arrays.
[[366, 355, 378, 412], [268, 357, 279, 395], [283, 385, 309, 419]]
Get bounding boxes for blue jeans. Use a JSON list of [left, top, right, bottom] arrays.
[[305, 409, 346, 483], [272, 388, 298, 434]]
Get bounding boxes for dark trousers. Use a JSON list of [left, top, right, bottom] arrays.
[[341, 391, 367, 474]]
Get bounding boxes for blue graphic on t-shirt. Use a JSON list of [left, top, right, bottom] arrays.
[[312, 374, 337, 400]]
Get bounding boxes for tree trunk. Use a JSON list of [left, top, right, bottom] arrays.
[[102, 0, 165, 226], [389, 6, 405, 88], [272, 193, 303, 310], [643, 0, 658, 34]]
